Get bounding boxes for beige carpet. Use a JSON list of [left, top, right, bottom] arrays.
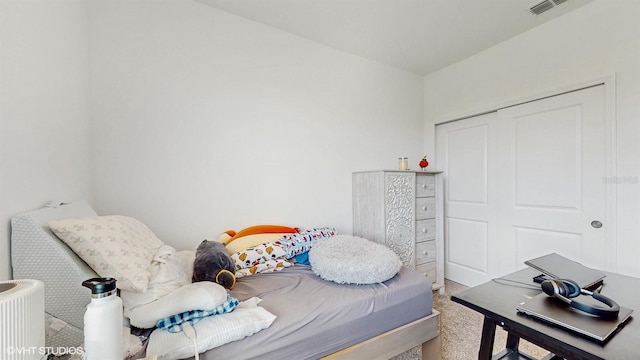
[[433, 280, 550, 360]]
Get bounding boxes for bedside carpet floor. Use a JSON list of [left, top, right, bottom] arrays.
[[433, 280, 550, 360]]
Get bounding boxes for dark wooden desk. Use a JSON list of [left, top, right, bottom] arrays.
[[451, 268, 640, 360]]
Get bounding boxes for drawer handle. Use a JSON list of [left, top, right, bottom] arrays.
[[422, 206, 428, 211], [421, 228, 427, 233], [421, 184, 428, 189], [422, 250, 428, 255]]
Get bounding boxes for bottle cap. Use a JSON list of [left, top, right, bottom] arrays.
[[82, 277, 117, 298]]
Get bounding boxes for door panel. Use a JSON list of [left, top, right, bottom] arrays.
[[448, 218, 488, 272], [437, 85, 612, 286], [497, 86, 609, 274], [437, 113, 499, 286], [514, 227, 583, 266], [447, 126, 489, 203], [513, 106, 581, 209]]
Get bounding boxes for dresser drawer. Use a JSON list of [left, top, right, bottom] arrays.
[[416, 219, 436, 241], [416, 175, 435, 197], [415, 197, 435, 220], [416, 261, 437, 283], [415, 240, 436, 264]]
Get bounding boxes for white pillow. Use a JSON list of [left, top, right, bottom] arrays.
[[49, 215, 164, 292], [309, 235, 402, 284], [120, 245, 192, 317], [175, 250, 196, 280], [146, 298, 276, 360], [127, 281, 228, 329]]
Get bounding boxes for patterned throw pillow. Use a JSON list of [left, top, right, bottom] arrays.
[[49, 215, 164, 292], [231, 242, 291, 278], [231, 242, 287, 269], [279, 227, 337, 259], [235, 259, 292, 278]]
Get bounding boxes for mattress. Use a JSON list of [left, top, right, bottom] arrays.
[[10, 201, 434, 358], [198, 264, 433, 360]]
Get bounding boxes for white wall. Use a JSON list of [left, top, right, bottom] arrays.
[[0, 0, 94, 281], [88, 0, 424, 252], [424, 0, 640, 277]]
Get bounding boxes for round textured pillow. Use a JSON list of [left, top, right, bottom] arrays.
[[309, 235, 402, 284]]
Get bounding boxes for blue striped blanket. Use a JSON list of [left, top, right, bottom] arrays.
[[156, 294, 239, 333]]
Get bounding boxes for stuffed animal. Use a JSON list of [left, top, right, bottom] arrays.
[[192, 240, 236, 290]]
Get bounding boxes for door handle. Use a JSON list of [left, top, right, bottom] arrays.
[[591, 220, 603, 229]]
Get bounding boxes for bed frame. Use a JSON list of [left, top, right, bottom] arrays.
[[324, 311, 441, 360], [10, 201, 441, 359]]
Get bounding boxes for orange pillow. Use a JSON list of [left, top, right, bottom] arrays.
[[226, 233, 293, 255], [224, 225, 299, 245]]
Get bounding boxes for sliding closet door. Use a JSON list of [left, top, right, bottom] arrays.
[[436, 112, 499, 286], [438, 85, 612, 286], [496, 85, 611, 275]]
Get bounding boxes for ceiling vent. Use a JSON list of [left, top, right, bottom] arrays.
[[530, 0, 567, 15]]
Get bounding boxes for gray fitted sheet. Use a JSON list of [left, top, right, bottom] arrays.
[[199, 264, 433, 360]]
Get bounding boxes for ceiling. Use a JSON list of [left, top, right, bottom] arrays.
[[195, 0, 594, 75]]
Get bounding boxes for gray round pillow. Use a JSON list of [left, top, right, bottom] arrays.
[[309, 235, 402, 284]]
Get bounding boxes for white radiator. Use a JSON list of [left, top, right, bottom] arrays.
[[0, 280, 45, 360]]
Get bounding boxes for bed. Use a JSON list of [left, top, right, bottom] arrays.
[[10, 201, 440, 360]]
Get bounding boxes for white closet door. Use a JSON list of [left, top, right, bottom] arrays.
[[437, 85, 612, 286], [497, 85, 611, 275], [436, 112, 499, 286]]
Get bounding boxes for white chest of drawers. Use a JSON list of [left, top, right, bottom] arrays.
[[353, 170, 444, 292]]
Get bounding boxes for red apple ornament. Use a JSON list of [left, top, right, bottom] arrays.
[[419, 156, 429, 171]]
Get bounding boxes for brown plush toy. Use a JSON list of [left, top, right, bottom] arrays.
[[192, 240, 236, 290]]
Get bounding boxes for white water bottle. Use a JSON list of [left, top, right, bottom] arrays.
[[82, 278, 123, 360]]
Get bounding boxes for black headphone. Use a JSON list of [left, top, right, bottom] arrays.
[[541, 278, 620, 319]]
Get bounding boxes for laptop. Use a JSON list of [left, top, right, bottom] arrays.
[[516, 293, 633, 342], [525, 253, 606, 290]]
